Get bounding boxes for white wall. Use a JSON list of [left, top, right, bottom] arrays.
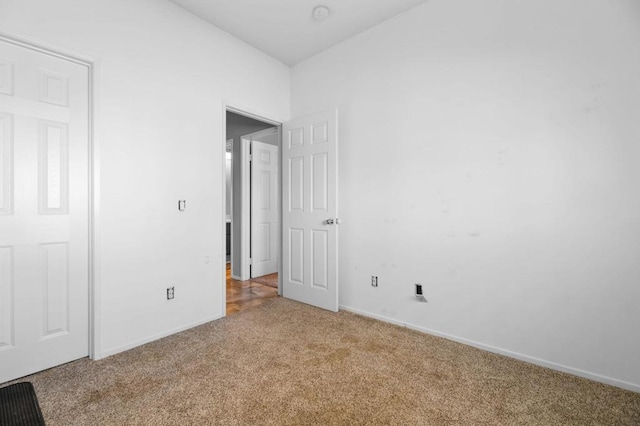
[[0, 0, 290, 357], [292, 0, 640, 391]]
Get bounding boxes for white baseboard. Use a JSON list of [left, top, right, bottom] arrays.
[[339, 304, 640, 394], [96, 314, 224, 360]]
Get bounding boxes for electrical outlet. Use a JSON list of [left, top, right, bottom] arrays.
[[415, 283, 427, 302], [167, 286, 175, 300], [371, 276, 378, 287]]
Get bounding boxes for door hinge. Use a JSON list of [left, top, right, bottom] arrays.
[[249, 153, 252, 161], [249, 258, 253, 265]]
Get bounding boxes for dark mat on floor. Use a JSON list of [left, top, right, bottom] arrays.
[[0, 382, 46, 426]]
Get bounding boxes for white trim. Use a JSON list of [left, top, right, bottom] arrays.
[[226, 138, 233, 269], [97, 314, 224, 359], [220, 104, 227, 317], [0, 32, 101, 360], [276, 126, 283, 297], [339, 304, 640, 394], [240, 137, 251, 281], [90, 59, 103, 360], [0, 29, 98, 65], [226, 104, 283, 127]]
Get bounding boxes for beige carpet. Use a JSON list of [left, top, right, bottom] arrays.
[[6, 298, 639, 425]]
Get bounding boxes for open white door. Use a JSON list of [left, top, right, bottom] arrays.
[[250, 140, 279, 277], [282, 110, 338, 312], [0, 39, 89, 383]]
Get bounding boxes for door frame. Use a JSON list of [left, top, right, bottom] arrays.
[[225, 138, 233, 268], [222, 103, 283, 315], [0, 32, 100, 358]]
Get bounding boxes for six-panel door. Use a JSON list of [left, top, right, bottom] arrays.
[[0, 39, 89, 384], [251, 140, 279, 278], [282, 110, 338, 312]]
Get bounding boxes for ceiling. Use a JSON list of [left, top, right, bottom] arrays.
[[169, 0, 428, 66]]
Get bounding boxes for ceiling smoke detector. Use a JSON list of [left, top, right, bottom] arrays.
[[312, 6, 330, 21]]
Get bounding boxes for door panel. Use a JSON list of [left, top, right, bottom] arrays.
[[282, 110, 338, 312], [39, 120, 69, 214], [40, 242, 70, 337], [289, 228, 304, 284], [251, 140, 279, 277], [0, 38, 89, 384], [0, 113, 12, 214]]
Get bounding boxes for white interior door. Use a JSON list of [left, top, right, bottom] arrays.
[[251, 140, 279, 278], [282, 110, 338, 312], [0, 38, 89, 383]]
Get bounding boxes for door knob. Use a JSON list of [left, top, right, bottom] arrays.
[[326, 218, 335, 225]]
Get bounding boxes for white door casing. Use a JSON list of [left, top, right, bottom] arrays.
[[282, 110, 338, 312], [251, 140, 279, 278], [0, 39, 89, 383]]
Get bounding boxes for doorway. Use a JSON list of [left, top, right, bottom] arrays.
[[224, 109, 281, 315]]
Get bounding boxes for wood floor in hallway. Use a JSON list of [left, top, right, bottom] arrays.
[[226, 264, 279, 315]]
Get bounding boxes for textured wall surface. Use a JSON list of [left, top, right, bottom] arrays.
[[0, 0, 290, 357], [292, 0, 640, 391]]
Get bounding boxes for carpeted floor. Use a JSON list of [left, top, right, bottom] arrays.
[[6, 298, 640, 425]]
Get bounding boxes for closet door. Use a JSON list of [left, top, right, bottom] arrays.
[[0, 38, 89, 383]]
